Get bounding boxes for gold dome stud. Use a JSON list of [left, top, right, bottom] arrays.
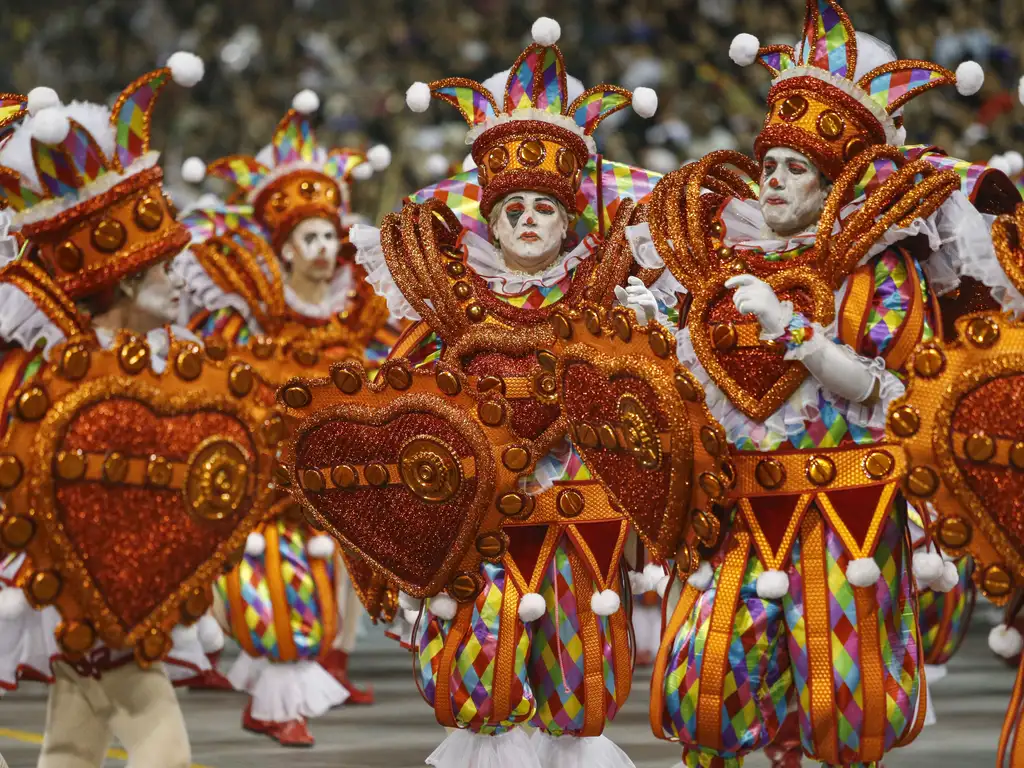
[[91, 219, 127, 252], [283, 384, 312, 409], [56, 450, 87, 481], [332, 368, 362, 395], [556, 488, 584, 518], [755, 457, 786, 489], [0, 455, 23, 490], [806, 456, 836, 486], [29, 570, 62, 604], [134, 196, 165, 230], [913, 347, 945, 378], [58, 620, 96, 654], [331, 464, 358, 490], [502, 447, 529, 472], [888, 405, 920, 438], [863, 451, 894, 480], [175, 348, 203, 381], [16, 387, 49, 421], [55, 241, 83, 272], [964, 432, 996, 463], [228, 364, 254, 397], [0, 515, 34, 549], [937, 517, 971, 549], [436, 370, 461, 396], [966, 316, 1000, 348]]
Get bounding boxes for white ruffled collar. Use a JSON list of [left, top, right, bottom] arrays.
[[459, 229, 600, 295]]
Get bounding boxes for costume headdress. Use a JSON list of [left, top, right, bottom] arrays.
[[730, 0, 984, 179], [0, 53, 204, 299], [185, 90, 391, 251], [405, 17, 658, 217]]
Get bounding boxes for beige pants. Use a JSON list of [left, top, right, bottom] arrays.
[[37, 661, 191, 768]]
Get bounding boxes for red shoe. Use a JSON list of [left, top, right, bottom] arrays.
[[321, 648, 375, 705], [270, 718, 315, 747], [186, 668, 235, 691], [242, 701, 273, 735]]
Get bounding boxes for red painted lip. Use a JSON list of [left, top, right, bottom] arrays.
[[519, 232, 540, 241], [764, 197, 787, 205], [313, 258, 330, 269]]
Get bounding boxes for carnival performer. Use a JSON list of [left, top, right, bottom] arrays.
[[171, 91, 395, 746], [345, 17, 667, 768], [0, 52, 210, 768], [628, 3, 1011, 765]]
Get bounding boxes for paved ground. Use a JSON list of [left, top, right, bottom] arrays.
[[0, 615, 1012, 767]]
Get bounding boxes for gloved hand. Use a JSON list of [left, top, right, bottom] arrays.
[[614, 275, 658, 325], [724, 274, 791, 338]]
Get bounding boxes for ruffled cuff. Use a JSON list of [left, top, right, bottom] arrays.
[[351, 224, 420, 321], [0, 283, 66, 356], [169, 249, 255, 328]]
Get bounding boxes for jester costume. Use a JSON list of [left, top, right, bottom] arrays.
[[172, 91, 399, 746], [639, 5, 1018, 766]]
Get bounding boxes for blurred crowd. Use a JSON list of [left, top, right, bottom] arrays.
[[2, 0, 1023, 218]]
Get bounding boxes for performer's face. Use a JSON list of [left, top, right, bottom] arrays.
[[491, 192, 569, 273], [282, 217, 340, 282], [759, 147, 830, 237], [131, 260, 182, 324]]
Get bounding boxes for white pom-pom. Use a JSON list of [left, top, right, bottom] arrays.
[[847, 557, 881, 587], [729, 33, 761, 67], [428, 593, 457, 621], [181, 156, 207, 184], [687, 561, 714, 592], [197, 614, 224, 653], [306, 534, 335, 559], [655, 574, 671, 599], [989, 624, 1023, 659], [590, 589, 621, 617], [425, 153, 449, 178], [398, 591, 421, 612], [244, 532, 266, 557], [351, 162, 374, 181], [990, 154, 1013, 175], [32, 109, 70, 145], [0, 587, 29, 619], [755, 569, 790, 599], [531, 17, 562, 47], [631, 87, 659, 119], [1018, 75, 1024, 107], [955, 61, 984, 96], [518, 592, 547, 622], [913, 550, 943, 586], [932, 561, 960, 593], [1005, 151, 1024, 176], [461, 153, 477, 172], [27, 87, 60, 116], [292, 89, 320, 115], [167, 51, 205, 88], [406, 82, 433, 113], [367, 144, 392, 171]]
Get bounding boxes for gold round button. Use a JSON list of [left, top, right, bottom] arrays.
[[982, 564, 1013, 597], [674, 372, 698, 401], [889, 405, 921, 438], [478, 401, 505, 427], [498, 492, 527, 517], [29, 570, 62, 604], [299, 180, 317, 199], [436, 370, 461, 396], [446, 261, 466, 278], [332, 368, 362, 395], [476, 375, 504, 395], [386, 367, 412, 390], [712, 323, 737, 351], [292, 348, 319, 367], [487, 146, 509, 173], [272, 462, 292, 488], [649, 329, 672, 358], [863, 451, 894, 480], [576, 424, 599, 449], [103, 452, 128, 483], [205, 338, 228, 361], [699, 471, 725, 498], [778, 94, 808, 121], [283, 384, 312, 409], [60, 345, 90, 380], [138, 628, 171, 662], [55, 241, 83, 272], [476, 532, 506, 559], [716, 246, 733, 262], [612, 311, 632, 341], [58, 620, 96, 654], [16, 387, 49, 421], [700, 426, 723, 457], [844, 137, 868, 161], [583, 308, 603, 336], [691, 509, 719, 544], [1, 515, 34, 549], [453, 281, 472, 299], [806, 455, 836, 486], [175, 348, 203, 381], [301, 469, 324, 492], [134, 196, 164, 230], [937, 516, 971, 549], [450, 574, 480, 602], [251, 337, 274, 359], [551, 312, 573, 340], [228, 363, 254, 397], [465, 303, 485, 322], [91, 219, 127, 252], [557, 488, 585, 518], [906, 466, 939, 497], [503, 447, 530, 472], [598, 424, 619, 450], [181, 589, 209, 621], [118, 339, 150, 374], [56, 450, 87, 481], [1010, 442, 1024, 471], [755, 458, 786, 489], [0, 455, 23, 490], [816, 110, 845, 140], [261, 415, 287, 446], [364, 463, 389, 487], [913, 347, 945, 378], [147, 455, 173, 487], [269, 192, 287, 212], [332, 464, 358, 489], [964, 432, 996, 463], [556, 147, 577, 176], [966, 316, 1000, 348], [517, 139, 545, 166]]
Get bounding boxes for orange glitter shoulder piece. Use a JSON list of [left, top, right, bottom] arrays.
[[0, 333, 281, 665], [548, 301, 727, 566], [276, 358, 531, 600], [888, 313, 1024, 605], [991, 203, 1024, 303]]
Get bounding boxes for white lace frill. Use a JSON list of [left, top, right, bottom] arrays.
[[426, 728, 541, 768], [351, 224, 420, 321], [226, 652, 349, 723], [0, 223, 66, 355], [170, 248, 256, 330], [531, 731, 637, 768]]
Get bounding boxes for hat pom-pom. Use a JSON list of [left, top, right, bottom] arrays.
[[730, 34, 761, 67], [292, 89, 320, 115], [32, 109, 70, 145], [990, 154, 1012, 175], [755, 569, 790, 599], [425, 153, 449, 177], [406, 82, 433, 113], [955, 61, 984, 96], [398, 591, 421, 612], [631, 87, 659, 119], [989, 623, 1023, 659], [181, 156, 207, 184], [244, 532, 266, 557], [367, 144, 392, 171], [1018, 75, 1024, 107], [167, 51, 205, 88], [27, 87, 60, 116], [350, 162, 374, 181], [518, 592, 547, 622], [1005, 150, 1024, 176], [532, 17, 562, 47]]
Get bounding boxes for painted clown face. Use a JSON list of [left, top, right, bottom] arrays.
[[490, 191, 570, 274], [281, 216, 341, 283], [759, 147, 831, 237]]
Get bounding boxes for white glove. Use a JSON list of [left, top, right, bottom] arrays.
[[724, 274, 791, 338], [614, 276, 658, 325]]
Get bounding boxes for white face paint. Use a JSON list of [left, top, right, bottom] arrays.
[[281, 217, 340, 283], [130, 261, 182, 324], [759, 147, 830, 237], [491, 191, 569, 273]]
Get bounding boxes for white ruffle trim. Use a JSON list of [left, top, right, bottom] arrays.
[[226, 652, 349, 722], [954, 205, 1024, 318], [531, 731, 636, 768], [0, 564, 61, 687], [351, 224, 421, 321], [426, 728, 541, 768], [170, 248, 257, 330], [383, 610, 417, 649]]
